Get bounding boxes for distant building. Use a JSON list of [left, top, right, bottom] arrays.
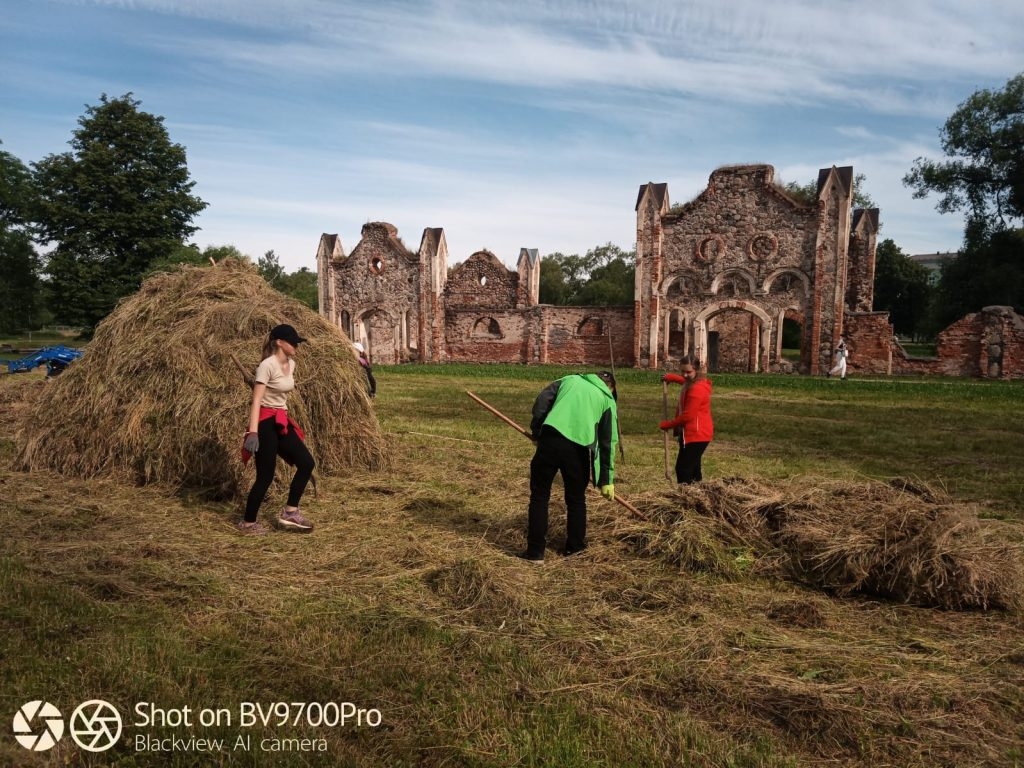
[[909, 251, 957, 283]]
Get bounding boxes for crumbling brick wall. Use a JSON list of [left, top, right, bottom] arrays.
[[890, 306, 1024, 379]]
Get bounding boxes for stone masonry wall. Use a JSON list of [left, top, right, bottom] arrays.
[[444, 250, 518, 310]]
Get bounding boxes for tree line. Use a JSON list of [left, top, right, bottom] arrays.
[[0, 94, 315, 337], [3, 75, 1022, 340]]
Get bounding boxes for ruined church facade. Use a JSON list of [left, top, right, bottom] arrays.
[[317, 163, 1023, 377], [634, 164, 878, 374]]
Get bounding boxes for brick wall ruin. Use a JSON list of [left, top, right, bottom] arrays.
[[316, 164, 1024, 378]]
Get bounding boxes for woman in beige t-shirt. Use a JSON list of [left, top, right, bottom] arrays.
[[238, 324, 315, 534]]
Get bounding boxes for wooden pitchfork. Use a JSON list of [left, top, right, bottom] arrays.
[[466, 390, 647, 520], [662, 380, 673, 482]]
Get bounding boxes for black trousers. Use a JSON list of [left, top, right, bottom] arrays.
[[527, 427, 591, 556], [675, 440, 709, 484], [244, 417, 315, 522]]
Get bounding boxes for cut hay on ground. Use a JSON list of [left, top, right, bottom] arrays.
[[15, 259, 391, 499], [626, 477, 1024, 611]]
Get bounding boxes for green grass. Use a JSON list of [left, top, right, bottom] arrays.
[[1, 367, 1022, 767]]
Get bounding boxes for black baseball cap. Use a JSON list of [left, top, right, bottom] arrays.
[[270, 324, 306, 346]]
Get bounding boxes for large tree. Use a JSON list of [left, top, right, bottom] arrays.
[[0, 143, 42, 334], [872, 238, 933, 339], [33, 93, 207, 331], [904, 73, 1024, 228], [903, 73, 1024, 323], [541, 243, 636, 306]]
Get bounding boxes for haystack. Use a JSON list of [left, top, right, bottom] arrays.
[[15, 259, 391, 499], [629, 477, 1024, 611]]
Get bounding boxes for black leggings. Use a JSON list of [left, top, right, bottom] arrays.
[[675, 440, 709, 484], [244, 417, 315, 522]]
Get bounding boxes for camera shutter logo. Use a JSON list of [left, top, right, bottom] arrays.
[[69, 699, 122, 752], [13, 700, 65, 751]]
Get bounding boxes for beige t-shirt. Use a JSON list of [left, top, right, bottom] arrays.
[[254, 355, 295, 409]]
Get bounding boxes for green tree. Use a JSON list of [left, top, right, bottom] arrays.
[[872, 238, 933, 338], [931, 223, 1024, 328], [903, 73, 1024, 323], [903, 73, 1024, 227], [257, 249, 286, 290], [539, 254, 569, 304], [0, 143, 42, 334], [572, 253, 635, 306], [277, 267, 318, 310], [541, 243, 636, 305], [33, 93, 207, 332]]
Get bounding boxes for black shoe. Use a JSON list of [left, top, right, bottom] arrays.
[[563, 546, 587, 558], [518, 550, 544, 564]]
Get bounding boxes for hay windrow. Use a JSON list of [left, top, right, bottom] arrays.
[[628, 477, 1024, 611], [14, 259, 392, 498]]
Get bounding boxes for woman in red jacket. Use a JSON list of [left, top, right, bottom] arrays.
[[659, 354, 714, 484]]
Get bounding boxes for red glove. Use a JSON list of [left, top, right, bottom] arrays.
[[659, 419, 675, 431], [662, 373, 687, 385]]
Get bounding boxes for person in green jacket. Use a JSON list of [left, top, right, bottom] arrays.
[[521, 371, 618, 563]]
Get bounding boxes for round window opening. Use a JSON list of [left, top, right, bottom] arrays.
[[748, 234, 778, 262], [479, 275, 488, 287], [369, 257, 384, 274]]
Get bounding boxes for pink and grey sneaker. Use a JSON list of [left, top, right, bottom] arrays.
[[277, 508, 314, 533]]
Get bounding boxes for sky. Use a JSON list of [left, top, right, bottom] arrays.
[[2, 1, 1023, 273]]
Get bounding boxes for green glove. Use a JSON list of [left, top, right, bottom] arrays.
[[600, 484, 615, 501]]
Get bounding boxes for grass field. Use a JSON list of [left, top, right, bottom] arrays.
[[1, 365, 1022, 767]]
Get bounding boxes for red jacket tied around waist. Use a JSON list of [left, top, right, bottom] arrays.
[[241, 407, 306, 464]]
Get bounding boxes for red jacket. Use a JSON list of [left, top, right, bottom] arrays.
[[663, 376, 714, 443]]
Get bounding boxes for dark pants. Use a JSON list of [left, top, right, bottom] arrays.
[[675, 440, 709, 484], [527, 427, 591, 556], [244, 417, 315, 522]]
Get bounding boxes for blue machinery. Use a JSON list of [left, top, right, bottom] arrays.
[[5, 345, 84, 376]]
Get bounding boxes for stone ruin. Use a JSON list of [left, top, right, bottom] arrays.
[[316, 164, 1024, 378]]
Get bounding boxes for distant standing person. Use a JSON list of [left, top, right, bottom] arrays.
[[659, 354, 714, 484], [354, 342, 376, 398], [239, 324, 315, 534], [829, 337, 849, 379], [521, 371, 619, 563]]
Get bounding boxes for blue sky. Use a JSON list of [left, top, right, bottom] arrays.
[[3, 0, 1022, 272]]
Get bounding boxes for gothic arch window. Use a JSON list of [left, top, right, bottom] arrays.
[[577, 317, 604, 336], [666, 275, 697, 301], [471, 317, 502, 338], [766, 270, 807, 296], [716, 272, 752, 297]]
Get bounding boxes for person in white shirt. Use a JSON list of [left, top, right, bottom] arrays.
[[239, 324, 315, 534]]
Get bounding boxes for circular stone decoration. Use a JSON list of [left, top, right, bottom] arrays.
[[748, 233, 778, 261], [696, 236, 724, 262]]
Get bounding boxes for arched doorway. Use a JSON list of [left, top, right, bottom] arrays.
[[694, 301, 773, 373], [355, 308, 396, 363]]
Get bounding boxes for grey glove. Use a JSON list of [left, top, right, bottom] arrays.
[[243, 433, 260, 453]]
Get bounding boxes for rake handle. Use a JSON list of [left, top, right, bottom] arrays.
[[465, 390, 647, 521]]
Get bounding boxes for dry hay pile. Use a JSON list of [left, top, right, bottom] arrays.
[[15, 259, 391, 498], [630, 477, 1024, 611]]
